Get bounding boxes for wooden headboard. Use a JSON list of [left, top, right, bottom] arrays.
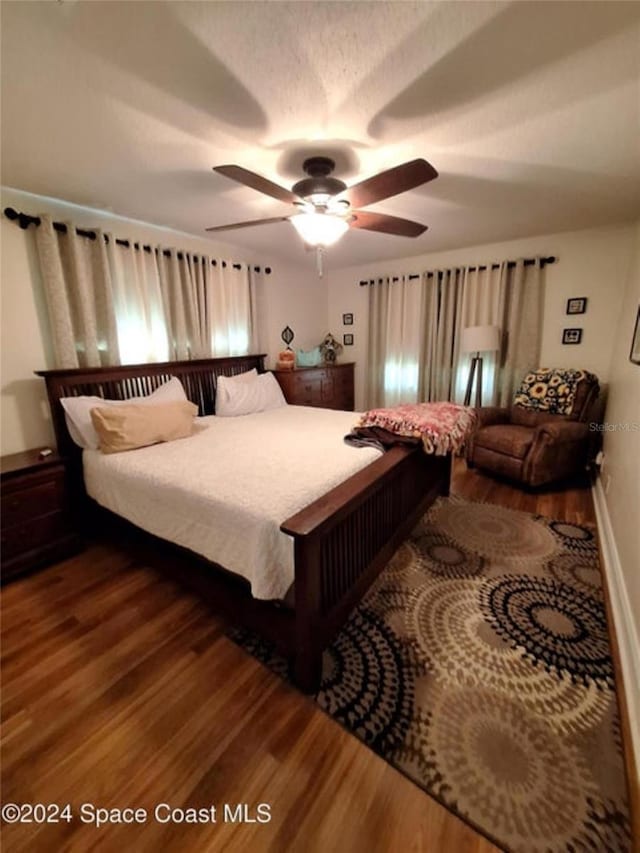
[[36, 354, 266, 462]]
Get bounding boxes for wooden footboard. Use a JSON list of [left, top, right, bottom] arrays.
[[282, 448, 451, 692]]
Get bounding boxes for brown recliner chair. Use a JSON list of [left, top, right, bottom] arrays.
[[466, 369, 600, 487]]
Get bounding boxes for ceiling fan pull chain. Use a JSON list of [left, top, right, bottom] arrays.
[[316, 246, 324, 278]]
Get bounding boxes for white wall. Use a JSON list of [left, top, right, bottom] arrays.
[[0, 187, 325, 454], [602, 222, 640, 612], [327, 223, 636, 409], [593, 222, 640, 774], [253, 257, 328, 371]]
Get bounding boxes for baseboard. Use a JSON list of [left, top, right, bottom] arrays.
[[592, 477, 640, 793]]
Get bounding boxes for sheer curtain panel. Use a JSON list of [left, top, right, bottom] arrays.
[[106, 240, 168, 364], [365, 276, 426, 408]]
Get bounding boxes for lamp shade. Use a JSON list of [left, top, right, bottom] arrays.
[[290, 212, 349, 247], [461, 324, 501, 353]]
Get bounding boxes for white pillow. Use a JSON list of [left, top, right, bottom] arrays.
[[216, 372, 286, 417], [61, 376, 188, 449], [222, 368, 258, 385]]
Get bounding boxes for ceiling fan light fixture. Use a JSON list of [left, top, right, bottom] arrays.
[[290, 212, 349, 247], [308, 192, 331, 205]]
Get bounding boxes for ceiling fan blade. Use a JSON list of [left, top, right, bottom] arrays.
[[350, 211, 427, 237], [342, 159, 438, 209], [206, 216, 290, 232], [213, 165, 299, 204]]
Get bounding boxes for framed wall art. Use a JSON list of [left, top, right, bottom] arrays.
[[562, 328, 582, 345], [343, 333, 354, 346], [343, 313, 354, 325], [566, 297, 587, 315]]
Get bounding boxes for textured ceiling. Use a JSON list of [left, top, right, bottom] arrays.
[[2, 0, 639, 269]]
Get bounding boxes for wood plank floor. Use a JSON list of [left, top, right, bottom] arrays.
[[1, 461, 596, 853]]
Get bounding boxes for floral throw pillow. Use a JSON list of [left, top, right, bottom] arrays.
[[513, 368, 594, 415]]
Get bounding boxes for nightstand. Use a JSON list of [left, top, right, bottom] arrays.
[[1, 449, 81, 582]]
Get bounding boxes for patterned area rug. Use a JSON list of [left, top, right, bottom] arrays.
[[231, 496, 632, 852]]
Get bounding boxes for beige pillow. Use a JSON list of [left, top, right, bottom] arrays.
[[90, 400, 198, 454]]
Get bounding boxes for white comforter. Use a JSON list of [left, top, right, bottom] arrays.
[[83, 406, 381, 600]]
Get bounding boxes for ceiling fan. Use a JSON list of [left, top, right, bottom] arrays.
[[206, 157, 438, 256]]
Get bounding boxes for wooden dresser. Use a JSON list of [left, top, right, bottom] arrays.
[[273, 362, 355, 411], [1, 449, 80, 581]]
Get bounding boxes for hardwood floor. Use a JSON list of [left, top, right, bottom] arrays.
[[1, 462, 596, 853], [453, 457, 596, 524]]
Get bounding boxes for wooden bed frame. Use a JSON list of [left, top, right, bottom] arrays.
[[36, 355, 451, 692]]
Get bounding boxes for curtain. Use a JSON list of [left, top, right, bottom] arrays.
[[209, 262, 254, 356], [364, 276, 426, 408], [420, 267, 465, 402], [34, 216, 258, 367], [365, 258, 544, 408], [497, 258, 544, 405], [106, 240, 168, 364], [456, 258, 544, 405], [454, 262, 507, 405], [35, 216, 119, 368]]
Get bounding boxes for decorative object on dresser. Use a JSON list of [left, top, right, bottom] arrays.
[[276, 325, 296, 370], [1, 449, 80, 581], [566, 297, 587, 315], [461, 324, 501, 407], [273, 363, 355, 411], [319, 332, 343, 364], [295, 346, 322, 367], [562, 328, 582, 345]]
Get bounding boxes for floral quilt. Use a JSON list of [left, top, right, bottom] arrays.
[[355, 402, 477, 455], [513, 368, 596, 415]]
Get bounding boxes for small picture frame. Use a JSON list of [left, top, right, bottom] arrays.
[[630, 307, 640, 365], [343, 333, 354, 346], [562, 328, 582, 345], [343, 313, 354, 326], [566, 297, 587, 315]]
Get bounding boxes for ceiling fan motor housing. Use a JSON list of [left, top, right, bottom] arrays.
[[292, 157, 347, 200]]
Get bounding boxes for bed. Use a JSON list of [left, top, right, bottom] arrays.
[[37, 355, 451, 692]]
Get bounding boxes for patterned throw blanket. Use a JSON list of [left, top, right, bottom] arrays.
[[513, 368, 597, 416], [345, 402, 477, 455]]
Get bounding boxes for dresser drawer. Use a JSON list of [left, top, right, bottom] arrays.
[[1, 511, 70, 561], [290, 375, 321, 404], [273, 363, 354, 411], [335, 370, 353, 389], [1, 478, 63, 528], [292, 374, 322, 393]]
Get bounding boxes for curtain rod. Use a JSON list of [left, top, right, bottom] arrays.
[[3, 207, 272, 275], [359, 255, 556, 285]]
